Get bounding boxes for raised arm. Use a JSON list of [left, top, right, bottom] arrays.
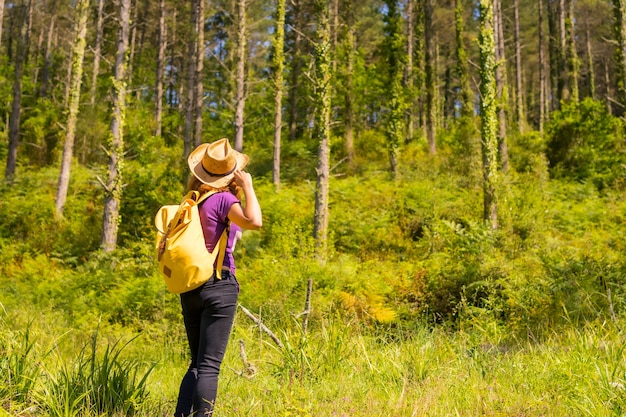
[[228, 170, 262, 230]]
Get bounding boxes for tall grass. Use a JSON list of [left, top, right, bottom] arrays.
[[2, 299, 626, 416], [0, 324, 40, 415], [0, 319, 155, 417]]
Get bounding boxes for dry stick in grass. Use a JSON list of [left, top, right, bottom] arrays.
[[238, 304, 284, 349], [299, 278, 313, 334], [233, 339, 257, 378]]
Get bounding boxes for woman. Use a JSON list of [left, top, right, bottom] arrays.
[[175, 138, 262, 417]]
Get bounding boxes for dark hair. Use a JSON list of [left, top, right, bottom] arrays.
[[187, 176, 241, 198]]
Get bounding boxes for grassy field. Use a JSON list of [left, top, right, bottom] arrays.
[[2, 304, 625, 416]]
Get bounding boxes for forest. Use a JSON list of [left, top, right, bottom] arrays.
[[1, 0, 626, 415]]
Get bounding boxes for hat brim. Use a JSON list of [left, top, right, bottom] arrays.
[[188, 143, 249, 188]]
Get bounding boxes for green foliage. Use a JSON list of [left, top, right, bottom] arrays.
[[546, 98, 625, 188], [0, 166, 102, 259], [437, 115, 482, 185], [509, 130, 549, 180], [20, 98, 63, 167]]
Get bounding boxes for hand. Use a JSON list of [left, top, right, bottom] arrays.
[[233, 170, 253, 189]]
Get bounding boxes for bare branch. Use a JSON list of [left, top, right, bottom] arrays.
[[95, 175, 109, 191], [238, 304, 284, 349]]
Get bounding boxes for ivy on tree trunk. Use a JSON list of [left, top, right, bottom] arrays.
[[55, 0, 89, 217], [101, 0, 130, 252], [478, 0, 499, 230], [313, 0, 332, 262]]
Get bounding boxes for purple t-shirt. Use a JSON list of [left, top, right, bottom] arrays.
[[198, 192, 241, 274]]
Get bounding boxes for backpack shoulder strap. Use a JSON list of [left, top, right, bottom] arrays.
[[196, 190, 217, 205], [214, 224, 229, 278]]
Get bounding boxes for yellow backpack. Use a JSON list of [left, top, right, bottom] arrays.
[[154, 191, 228, 294]]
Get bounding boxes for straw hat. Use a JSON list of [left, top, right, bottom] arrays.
[[187, 138, 249, 188]]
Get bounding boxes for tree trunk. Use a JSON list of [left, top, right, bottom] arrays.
[[7, 3, 14, 60], [0, 0, 5, 47], [288, 0, 303, 141], [90, 0, 105, 106], [455, 0, 472, 118], [39, 0, 57, 98], [539, 0, 546, 132], [134, 0, 150, 101], [5, 0, 32, 181], [168, 9, 178, 110], [194, 0, 204, 148], [415, 0, 426, 137], [424, 0, 436, 154], [32, 13, 43, 86], [585, 19, 595, 99], [312, 0, 331, 261], [331, 0, 339, 73], [494, 0, 508, 172], [344, 0, 355, 165], [559, 0, 570, 100], [127, 0, 138, 88], [605, 58, 613, 113], [154, 0, 166, 137], [548, 0, 562, 110], [234, 0, 246, 152], [566, 0, 579, 102], [183, 0, 198, 158], [64, 48, 74, 107], [478, 0, 498, 230], [272, 0, 286, 189], [55, 0, 89, 217], [24, 0, 32, 62], [101, 0, 130, 252], [514, 0, 524, 132], [384, 0, 405, 178], [404, 0, 415, 142], [613, 0, 626, 114]]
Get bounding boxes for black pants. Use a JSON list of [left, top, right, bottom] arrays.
[[175, 271, 239, 417]]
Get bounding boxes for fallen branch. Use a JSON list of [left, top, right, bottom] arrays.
[[238, 304, 284, 349]]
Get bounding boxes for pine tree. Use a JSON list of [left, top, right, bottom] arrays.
[[613, 0, 626, 114], [154, 0, 166, 137], [343, 0, 356, 165], [89, 0, 105, 106], [101, 0, 130, 252], [313, 0, 332, 261], [234, 0, 247, 152], [193, 0, 204, 148], [513, 0, 525, 131], [455, 0, 472, 118], [55, 0, 89, 217], [272, 0, 286, 189], [38, 0, 58, 99], [383, 0, 406, 177], [5, 0, 32, 181], [494, 0, 508, 172], [424, 0, 436, 154], [539, 0, 547, 132], [183, 0, 200, 158], [0, 0, 5, 46], [566, 0, 579, 102], [478, 0, 499, 229]]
